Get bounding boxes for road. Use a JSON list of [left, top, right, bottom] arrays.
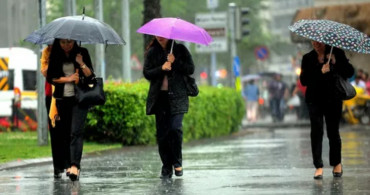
[[1, 124, 370, 194]]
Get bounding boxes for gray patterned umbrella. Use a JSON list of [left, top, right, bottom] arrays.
[[288, 19, 370, 54], [25, 15, 125, 45]]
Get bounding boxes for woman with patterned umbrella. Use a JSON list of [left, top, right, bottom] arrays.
[[289, 19, 363, 179]]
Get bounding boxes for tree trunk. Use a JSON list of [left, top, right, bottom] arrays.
[[142, 0, 161, 51]]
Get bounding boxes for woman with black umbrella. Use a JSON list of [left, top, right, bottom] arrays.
[[47, 38, 94, 181]]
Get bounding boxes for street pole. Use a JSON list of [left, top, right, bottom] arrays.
[[37, 0, 48, 146], [95, 0, 105, 80], [122, 0, 131, 82], [210, 9, 217, 87], [71, 0, 76, 15], [228, 3, 237, 86], [64, 0, 72, 16]]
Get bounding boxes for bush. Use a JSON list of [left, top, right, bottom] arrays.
[[85, 80, 245, 145]]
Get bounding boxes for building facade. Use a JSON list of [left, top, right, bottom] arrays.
[[0, 0, 39, 47]]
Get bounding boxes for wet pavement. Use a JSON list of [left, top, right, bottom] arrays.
[[1, 124, 370, 194]]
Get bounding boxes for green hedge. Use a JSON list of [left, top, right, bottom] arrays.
[[84, 80, 245, 145]]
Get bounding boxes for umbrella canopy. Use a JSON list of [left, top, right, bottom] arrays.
[[288, 19, 370, 54], [241, 74, 260, 82], [25, 15, 125, 45], [137, 17, 213, 46]]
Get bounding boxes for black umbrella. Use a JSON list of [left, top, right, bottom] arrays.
[[25, 15, 125, 45]]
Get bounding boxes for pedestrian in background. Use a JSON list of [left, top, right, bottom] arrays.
[[47, 38, 94, 181], [40, 45, 66, 178], [143, 36, 195, 179], [292, 77, 309, 120], [364, 72, 370, 95], [267, 74, 288, 122], [243, 80, 259, 122], [300, 41, 354, 179]]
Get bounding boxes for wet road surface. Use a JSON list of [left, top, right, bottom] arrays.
[[1, 125, 370, 194]]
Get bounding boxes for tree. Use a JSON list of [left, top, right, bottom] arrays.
[[142, 0, 161, 51]]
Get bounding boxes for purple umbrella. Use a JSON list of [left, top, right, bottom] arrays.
[[137, 17, 213, 53]]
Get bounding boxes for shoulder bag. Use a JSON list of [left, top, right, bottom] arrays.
[[183, 75, 199, 97], [75, 77, 106, 106], [334, 74, 356, 100]]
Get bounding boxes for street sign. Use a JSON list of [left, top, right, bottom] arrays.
[[233, 56, 240, 77], [195, 12, 227, 53], [254, 46, 269, 61], [207, 0, 218, 9]]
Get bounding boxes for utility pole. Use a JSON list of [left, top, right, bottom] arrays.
[[64, 0, 73, 16], [37, 0, 48, 146], [122, 0, 131, 82], [228, 3, 237, 86], [95, 0, 105, 80]]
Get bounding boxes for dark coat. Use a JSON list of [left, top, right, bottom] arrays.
[[47, 47, 95, 99], [300, 47, 354, 103], [143, 41, 195, 115]]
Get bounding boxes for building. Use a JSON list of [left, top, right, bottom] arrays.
[[0, 0, 39, 47]]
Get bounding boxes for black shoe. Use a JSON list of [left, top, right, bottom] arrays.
[[174, 168, 183, 177], [160, 169, 173, 179], [69, 170, 80, 181], [313, 174, 323, 180], [333, 165, 343, 177]]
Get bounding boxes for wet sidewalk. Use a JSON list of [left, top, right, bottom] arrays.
[[1, 124, 370, 194]]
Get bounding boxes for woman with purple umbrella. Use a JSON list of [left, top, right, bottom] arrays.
[[143, 36, 194, 179], [300, 41, 354, 179]]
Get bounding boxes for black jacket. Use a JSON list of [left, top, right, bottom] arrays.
[[47, 47, 95, 99], [300, 47, 354, 103], [143, 41, 195, 115]]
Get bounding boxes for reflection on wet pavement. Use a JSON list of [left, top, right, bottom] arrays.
[[0, 125, 370, 194]]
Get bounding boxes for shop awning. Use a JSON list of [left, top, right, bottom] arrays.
[[291, 2, 370, 42]]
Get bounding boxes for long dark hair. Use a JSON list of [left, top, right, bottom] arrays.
[[47, 39, 80, 83], [144, 37, 173, 57]]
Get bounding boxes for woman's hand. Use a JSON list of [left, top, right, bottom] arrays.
[[321, 63, 330, 74], [162, 61, 172, 71], [69, 72, 79, 83], [76, 53, 84, 66], [167, 54, 175, 63]]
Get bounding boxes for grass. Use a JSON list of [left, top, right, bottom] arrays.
[[0, 131, 122, 164]]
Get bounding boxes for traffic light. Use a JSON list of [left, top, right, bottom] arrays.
[[235, 7, 250, 40]]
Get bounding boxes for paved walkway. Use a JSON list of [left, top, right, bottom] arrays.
[[1, 124, 370, 194]]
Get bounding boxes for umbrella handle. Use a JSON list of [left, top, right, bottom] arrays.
[[170, 40, 174, 54], [327, 46, 333, 64]]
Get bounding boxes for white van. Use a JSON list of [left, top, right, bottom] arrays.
[[0, 47, 37, 117]]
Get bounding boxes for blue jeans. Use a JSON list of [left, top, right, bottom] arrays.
[[270, 98, 285, 122]]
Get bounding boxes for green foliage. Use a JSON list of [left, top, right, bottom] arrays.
[[85, 81, 245, 145], [0, 131, 121, 163]]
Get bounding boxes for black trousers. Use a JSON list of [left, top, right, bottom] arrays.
[[155, 91, 184, 173], [307, 100, 342, 168], [56, 96, 88, 170], [46, 96, 67, 172]]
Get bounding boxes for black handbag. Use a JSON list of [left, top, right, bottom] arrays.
[[184, 75, 199, 97], [75, 77, 106, 106], [334, 74, 356, 100]]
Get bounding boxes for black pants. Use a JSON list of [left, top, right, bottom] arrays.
[[155, 91, 184, 173], [46, 96, 67, 172], [56, 96, 88, 170], [307, 100, 342, 168]]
